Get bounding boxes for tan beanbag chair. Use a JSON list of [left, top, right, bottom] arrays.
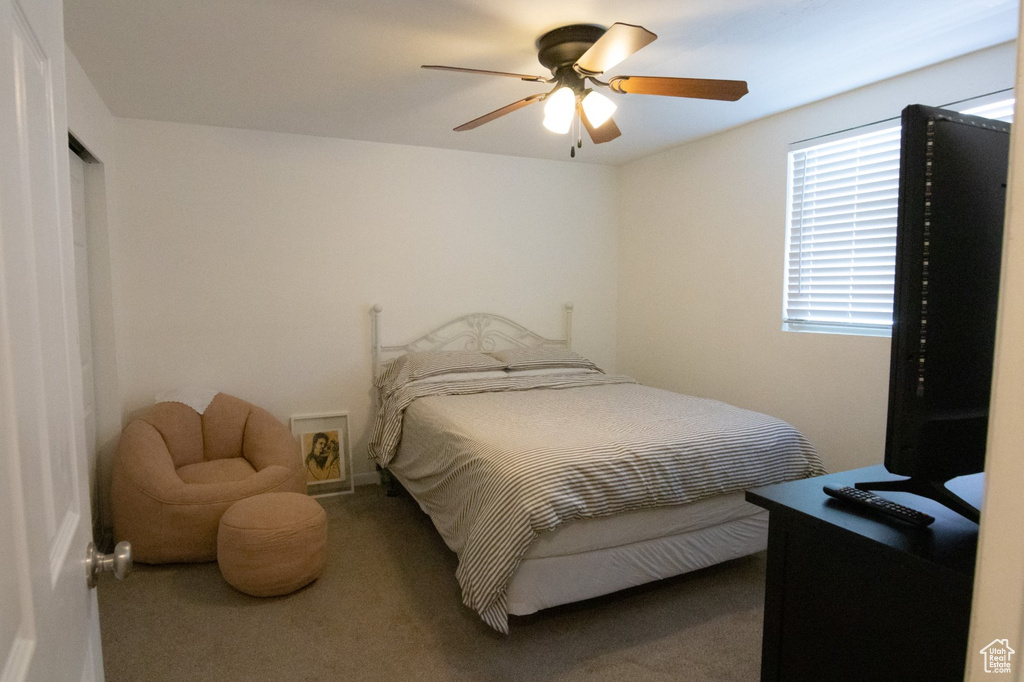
[[217, 492, 327, 596], [111, 393, 306, 563]]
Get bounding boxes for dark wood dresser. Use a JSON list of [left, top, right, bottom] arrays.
[[746, 465, 982, 682]]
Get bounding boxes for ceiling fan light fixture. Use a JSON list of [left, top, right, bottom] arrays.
[[543, 87, 576, 134], [429, 21, 749, 148], [581, 90, 616, 128]]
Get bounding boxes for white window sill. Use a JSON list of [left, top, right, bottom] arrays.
[[782, 322, 891, 338]]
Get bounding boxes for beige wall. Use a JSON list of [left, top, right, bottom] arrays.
[[107, 119, 619, 482], [616, 42, 1017, 474]]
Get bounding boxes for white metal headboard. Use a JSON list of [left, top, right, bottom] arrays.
[[371, 304, 573, 379]]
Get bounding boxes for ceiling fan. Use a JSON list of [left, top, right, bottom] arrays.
[[423, 23, 748, 155]]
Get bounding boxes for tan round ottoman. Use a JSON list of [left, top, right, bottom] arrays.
[[217, 492, 327, 597]]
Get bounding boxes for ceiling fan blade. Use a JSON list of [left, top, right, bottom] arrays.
[[574, 23, 657, 76], [453, 93, 546, 131], [422, 65, 549, 83], [580, 109, 622, 144], [608, 76, 748, 101]]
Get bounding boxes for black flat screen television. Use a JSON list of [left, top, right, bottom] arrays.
[[856, 104, 1010, 523]]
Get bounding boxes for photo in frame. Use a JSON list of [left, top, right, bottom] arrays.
[[290, 412, 353, 497]]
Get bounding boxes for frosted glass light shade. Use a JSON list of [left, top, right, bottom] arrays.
[[543, 87, 576, 134], [581, 90, 616, 127]]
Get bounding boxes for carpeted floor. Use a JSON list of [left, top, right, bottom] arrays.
[[98, 485, 768, 681]]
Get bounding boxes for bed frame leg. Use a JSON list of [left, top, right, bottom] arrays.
[[377, 466, 401, 497]]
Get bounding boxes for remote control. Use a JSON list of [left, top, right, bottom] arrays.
[[823, 485, 935, 527]]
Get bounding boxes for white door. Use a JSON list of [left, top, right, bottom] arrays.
[[0, 0, 104, 679]]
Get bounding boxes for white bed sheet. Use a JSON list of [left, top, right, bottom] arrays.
[[508, 492, 768, 615], [522, 490, 763, 559]]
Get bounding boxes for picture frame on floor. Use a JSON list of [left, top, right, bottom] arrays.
[[290, 411, 354, 497]]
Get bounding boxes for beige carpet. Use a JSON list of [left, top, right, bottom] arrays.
[[98, 485, 767, 681]]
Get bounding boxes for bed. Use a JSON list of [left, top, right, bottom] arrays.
[[368, 304, 825, 633]]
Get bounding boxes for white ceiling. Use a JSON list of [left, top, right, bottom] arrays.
[[63, 0, 1019, 165]]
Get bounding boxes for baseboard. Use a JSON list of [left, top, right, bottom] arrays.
[[354, 470, 382, 488]]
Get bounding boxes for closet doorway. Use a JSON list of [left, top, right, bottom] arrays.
[[69, 135, 120, 546]]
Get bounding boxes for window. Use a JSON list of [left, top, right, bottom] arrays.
[[783, 95, 1014, 336]]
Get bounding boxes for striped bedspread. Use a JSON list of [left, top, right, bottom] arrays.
[[368, 373, 824, 633]]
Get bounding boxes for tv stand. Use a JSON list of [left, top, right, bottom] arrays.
[[855, 475, 979, 523], [747, 465, 981, 682]]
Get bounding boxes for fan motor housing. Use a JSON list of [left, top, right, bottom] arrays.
[[536, 24, 606, 72]]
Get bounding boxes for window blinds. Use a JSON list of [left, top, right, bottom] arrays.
[[784, 125, 902, 333], [783, 97, 1014, 335]]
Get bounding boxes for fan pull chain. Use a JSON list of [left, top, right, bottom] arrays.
[[570, 110, 576, 158], [569, 109, 582, 158]]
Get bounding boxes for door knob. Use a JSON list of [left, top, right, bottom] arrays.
[[86, 541, 132, 588]]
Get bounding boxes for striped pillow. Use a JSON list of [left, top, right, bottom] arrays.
[[489, 347, 600, 372], [375, 351, 507, 394]]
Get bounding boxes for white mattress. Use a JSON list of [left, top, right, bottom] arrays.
[[507, 492, 768, 615], [522, 490, 763, 559]]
